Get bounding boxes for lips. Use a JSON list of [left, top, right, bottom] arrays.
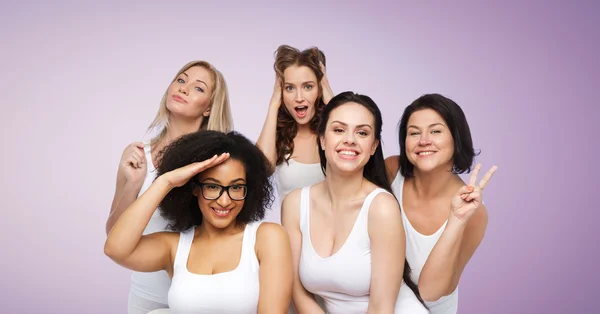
[[212, 207, 232, 217], [336, 148, 359, 159], [294, 106, 308, 118], [416, 151, 436, 156], [172, 95, 187, 104]]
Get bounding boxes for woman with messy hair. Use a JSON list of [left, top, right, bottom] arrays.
[[105, 130, 293, 314], [257, 45, 334, 204], [105, 60, 234, 313]]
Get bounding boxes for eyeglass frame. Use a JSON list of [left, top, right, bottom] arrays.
[[193, 179, 248, 201]]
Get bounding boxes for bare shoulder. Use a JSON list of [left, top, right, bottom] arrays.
[[368, 191, 402, 222], [256, 222, 290, 260], [280, 188, 302, 223], [384, 155, 400, 181]]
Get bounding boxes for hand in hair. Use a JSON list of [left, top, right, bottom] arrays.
[[450, 163, 498, 223], [161, 153, 230, 189], [319, 61, 334, 105], [269, 74, 283, 109]]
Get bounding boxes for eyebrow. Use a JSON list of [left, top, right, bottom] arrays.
[[181, 72, 209, 88], [201, 177, 246, 184], [408, 123, 446, 129], [284, 80, 317, 85], [330, 120, 373, 129]]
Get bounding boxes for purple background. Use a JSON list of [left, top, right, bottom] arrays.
[[1, 1, 597, 313]]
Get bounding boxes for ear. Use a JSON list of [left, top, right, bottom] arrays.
[[192, 186, 200, 196], [371, 139, 379, 156], [202, 107, 211, 117]]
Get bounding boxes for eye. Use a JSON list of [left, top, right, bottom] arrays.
[[358, 130, 369, 136], [177, 78, 185, 83], [230, 185, 244, 191], [204, 184, 220, 190], [285, 85, 294, 91], [304, 85, 313, 90], [333, 128, 344, 133], [195, 86, 205, 93], [431, 130, 441, 134], [409, 132, 420, 136]]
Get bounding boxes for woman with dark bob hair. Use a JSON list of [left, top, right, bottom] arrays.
[[385, 94, 498, 314], [105, 130, 293, 314], [282, 91, 428, 313]]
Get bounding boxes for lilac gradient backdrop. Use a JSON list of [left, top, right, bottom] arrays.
[[1, 1, 597, 313]]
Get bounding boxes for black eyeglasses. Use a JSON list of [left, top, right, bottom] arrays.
[[195, 181, 248, 201]]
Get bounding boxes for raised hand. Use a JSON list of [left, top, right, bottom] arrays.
[[119, 142, 147, 184], [319, 61, 334, 105], [269, 74, 283, 109], [450, 163, 498, 223], [161, 153, 230, 189]]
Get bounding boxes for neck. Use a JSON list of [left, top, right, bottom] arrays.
[[197, 220, 244, 239], [296, 123, 314, 137], [324, 165, 366, 209], [158, 116, 204, 149], [411, 164, 456, 199]]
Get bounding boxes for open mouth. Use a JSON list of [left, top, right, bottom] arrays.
[[294, 106, 308, 118]]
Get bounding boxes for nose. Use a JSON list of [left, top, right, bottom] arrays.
[[295, 89, 304, 103], [344, 131, 357, 145], [178, 84, 188, 95], [216, 189, 232, 207], [418, 133, 432, 146]]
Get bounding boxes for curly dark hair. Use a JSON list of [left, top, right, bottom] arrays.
[[154, 130, 275, 232], [274, 44, 327, 166]]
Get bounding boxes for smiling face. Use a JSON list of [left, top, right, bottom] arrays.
[[319, 102, 379, 173], [282, 65, 320, 125], [165, 65, 214, 121], [194, 158, 247, 230], [405, 108, 455, 173]]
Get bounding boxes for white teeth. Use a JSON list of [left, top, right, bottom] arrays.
[[339, 150, 357, 156], [418, 151, 435, 155], [214, 209, 230, 215]]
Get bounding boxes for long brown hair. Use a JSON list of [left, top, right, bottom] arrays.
[[273, 45, 326, 165]]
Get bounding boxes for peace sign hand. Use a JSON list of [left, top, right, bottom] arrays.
[[450, 163, 498, 223], [161, 153, 230, 189]]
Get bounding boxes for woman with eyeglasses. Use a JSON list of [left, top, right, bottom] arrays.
[[105, 130, 294, 314]]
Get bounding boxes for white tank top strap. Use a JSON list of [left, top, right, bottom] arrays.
[[243, 221, 263, 271], [173, 227, 195, 272], [356, 188, 390, 235], [299, 186, 311, 232]]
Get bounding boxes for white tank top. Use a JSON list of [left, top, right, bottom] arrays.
[[275, 157, 324, 201], [298, 186, 428, 314], [129, 141, 172, 304], [391, 173, 459, 314], [167, 221, 262, 314]]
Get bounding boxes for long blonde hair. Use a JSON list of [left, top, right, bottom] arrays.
[[147, 60, 233, 144]]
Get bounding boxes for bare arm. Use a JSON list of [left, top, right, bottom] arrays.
[[418, 206, 488, 301], [106, 142, 147, 235], [319, 61, 334, 105], [104, 175, 174, 273], [256, 222, 294, 314], [281, 189, 326, 314], [367, 193, 405, 314], [418, 163, 496, 301], [256, 76, 282, 175]]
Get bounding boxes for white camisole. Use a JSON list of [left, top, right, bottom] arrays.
[[167, 221, 263, 314], [129, 141, 172, 304], [298, 186, 428, 314], [275, 157, 324, 201], [391, 173, 459, 314]]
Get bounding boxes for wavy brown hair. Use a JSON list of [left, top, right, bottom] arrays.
[[273, 45, 327, 165]]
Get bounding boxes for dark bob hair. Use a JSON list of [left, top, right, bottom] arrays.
[[155, 130, 275, 231], [317, 91, 428, 309], [398, 93, 478, 177]]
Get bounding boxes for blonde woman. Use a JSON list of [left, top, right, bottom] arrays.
[[105, 60, 233, 314]]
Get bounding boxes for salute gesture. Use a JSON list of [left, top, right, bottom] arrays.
[[451, 163, 498, 223], [161, 153, 230, 189]]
